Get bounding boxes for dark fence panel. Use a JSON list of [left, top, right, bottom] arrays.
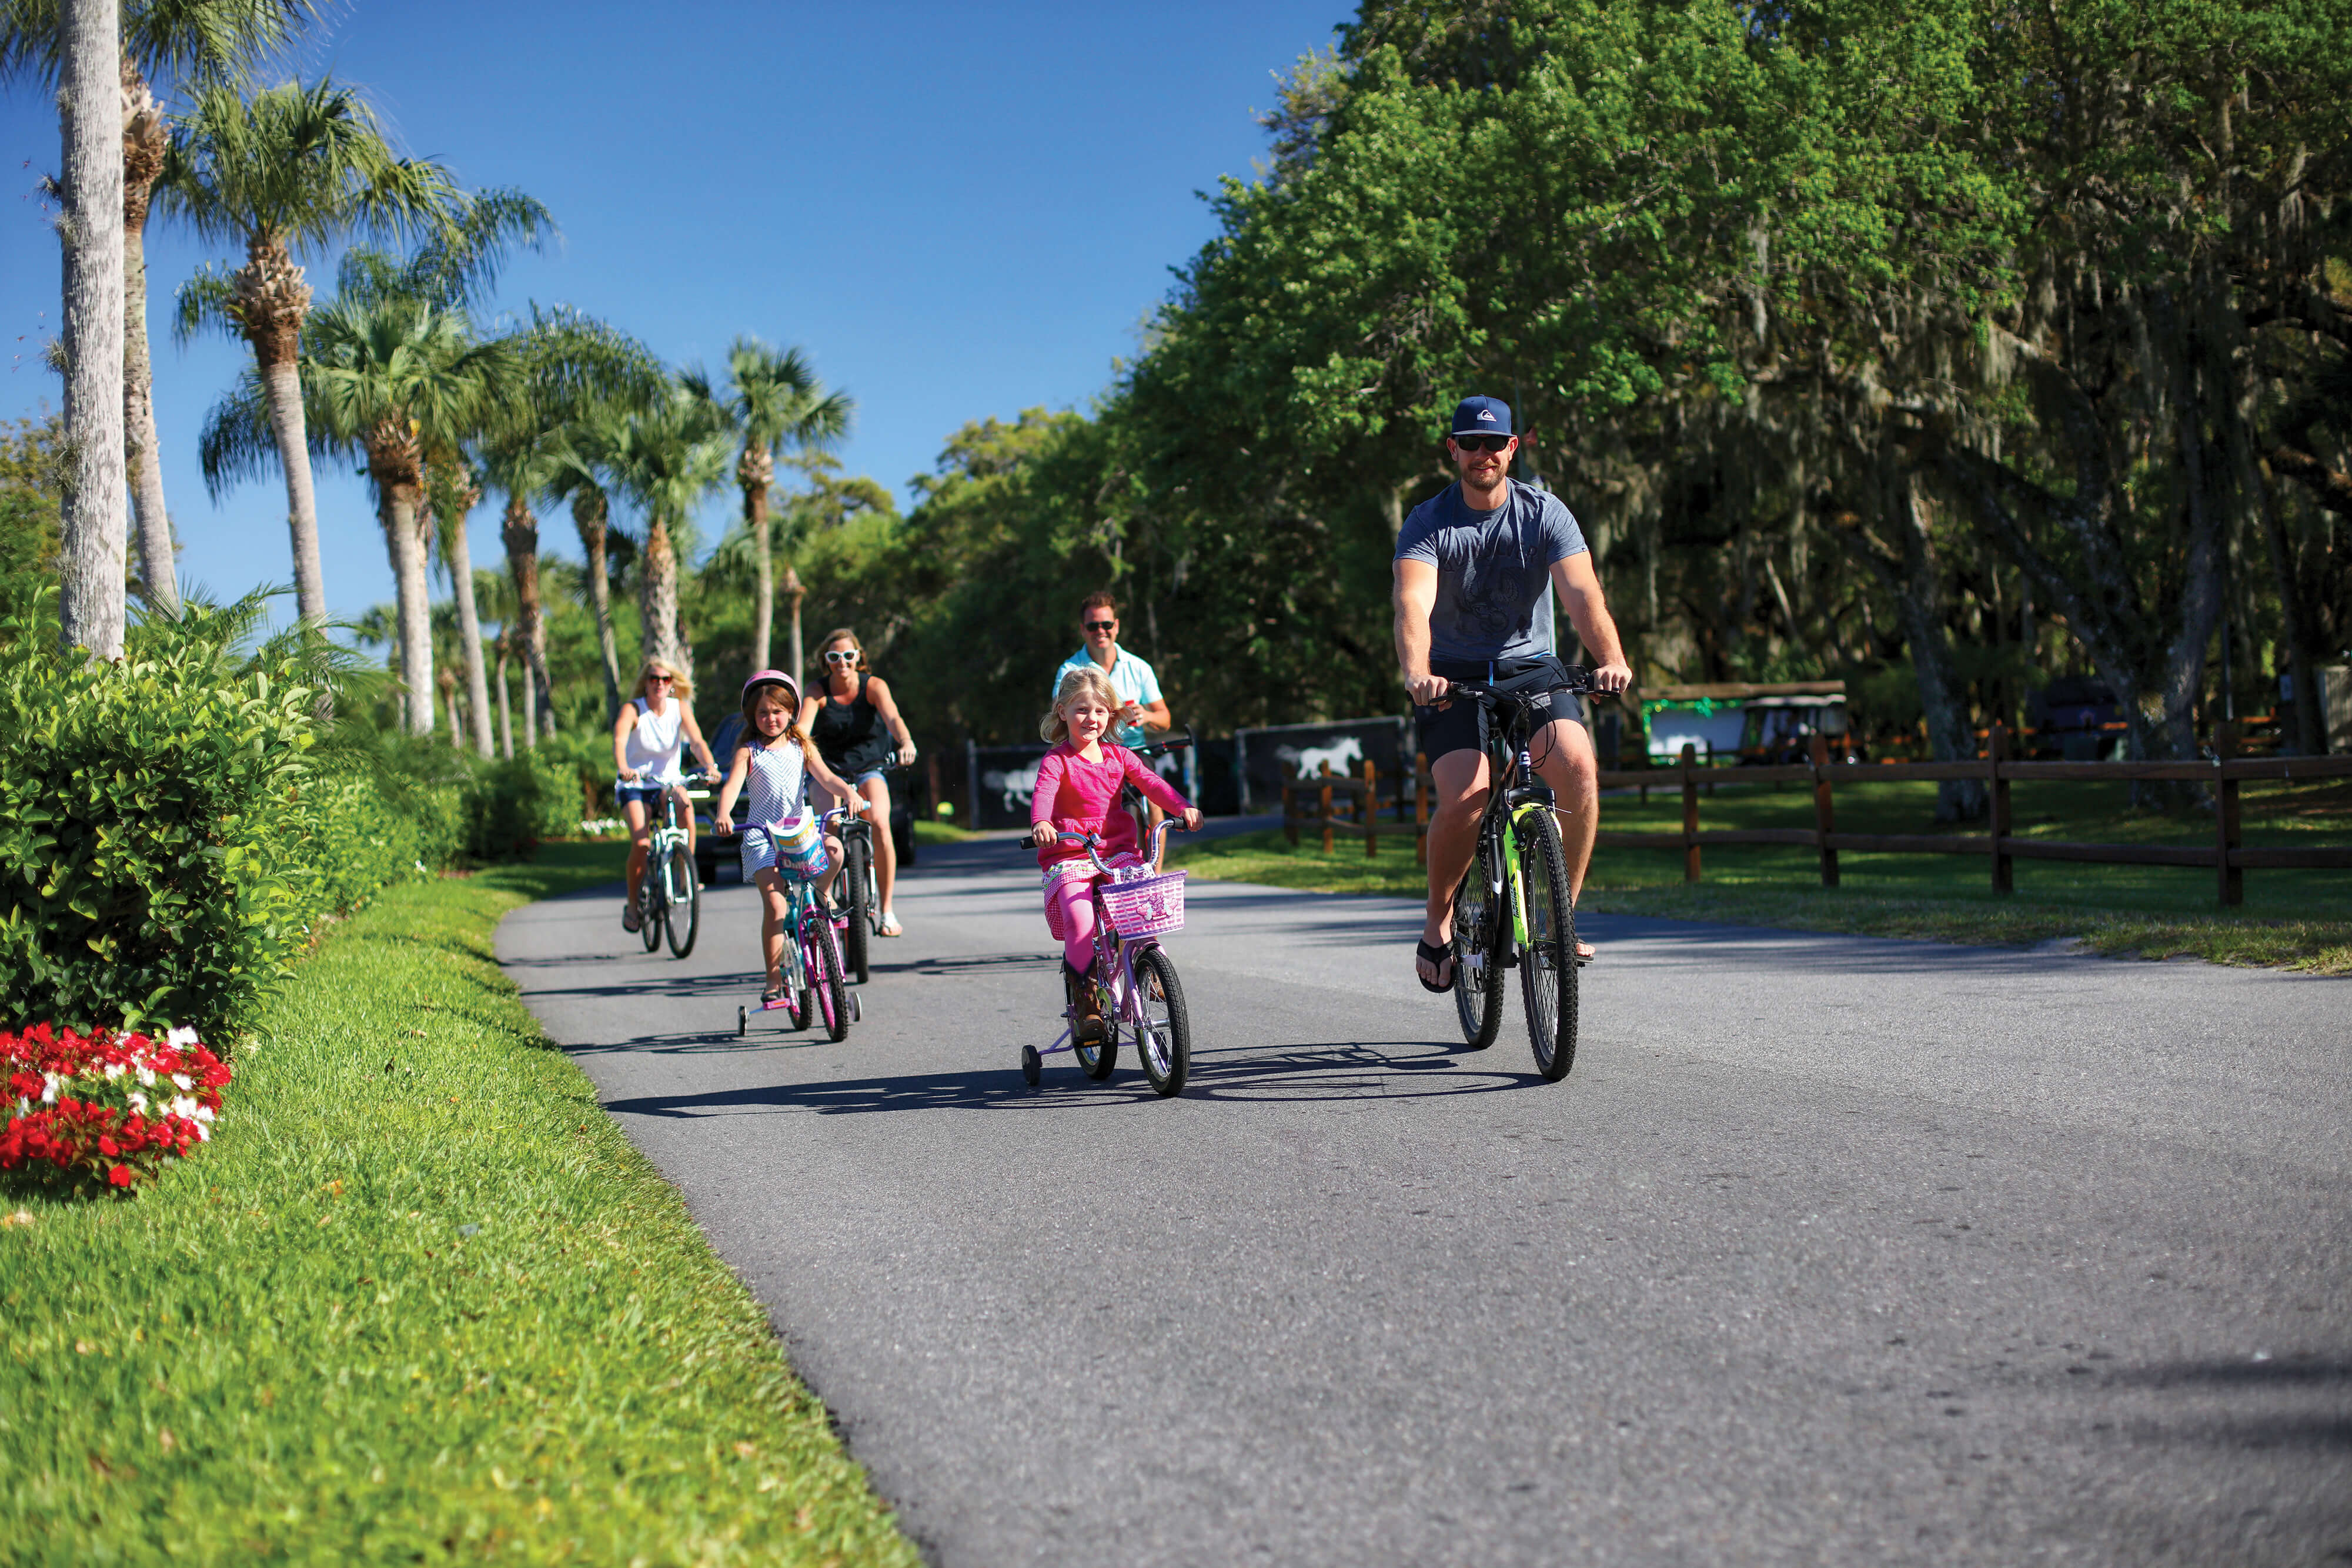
[[967, 743, 1051, 831], [1232, 717, 1409, 814]]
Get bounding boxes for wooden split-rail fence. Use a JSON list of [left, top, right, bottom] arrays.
[[1280, 722, 2352, 907]]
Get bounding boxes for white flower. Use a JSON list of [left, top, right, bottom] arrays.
[[102, 1062, 125, 1081], [128, 1092, 149, 1114], [40, 1074, 58, 1105], [192, 1105, 215, 1123], [166, 1027, 198, 1050], [170, 1074, 192, 1091], [135, 1066, 155, 1088], [194, 1123, 210, 1142], [169, 1095, 199, 1121]]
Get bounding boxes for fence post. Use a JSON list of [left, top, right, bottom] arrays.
[[1318, 765, 1335, 854], [2216, 720, 2242, 907], [1364, 758, 1379, 859], [1988, 722, 2013, 895], [1810, 730, 1839, 887], [965, 738, 980, 830], [1680, 741, 1702, 882]]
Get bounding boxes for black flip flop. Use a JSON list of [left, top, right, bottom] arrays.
[[1414, 938, 1454, 993]]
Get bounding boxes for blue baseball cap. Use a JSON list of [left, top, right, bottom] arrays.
[[1449, 395, 1514, 439]]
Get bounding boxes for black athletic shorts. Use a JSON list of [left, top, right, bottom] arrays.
[[1414, 656, 1566, 763]]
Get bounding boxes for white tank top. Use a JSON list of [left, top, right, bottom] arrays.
[[623, 697, 686, 783]]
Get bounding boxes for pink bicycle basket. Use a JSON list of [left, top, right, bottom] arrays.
[[1100, 868, 1187, 938]]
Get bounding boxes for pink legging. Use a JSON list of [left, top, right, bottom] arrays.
[[1044, 874, 1101, 971]]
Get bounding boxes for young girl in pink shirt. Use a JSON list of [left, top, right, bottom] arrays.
[[1030, 666, 1200, 1041]]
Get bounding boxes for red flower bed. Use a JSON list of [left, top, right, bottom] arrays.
[[1, 1024, 230, 1190]]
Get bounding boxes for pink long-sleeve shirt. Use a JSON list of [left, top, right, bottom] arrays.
[[1031, 741, 1192, 870]]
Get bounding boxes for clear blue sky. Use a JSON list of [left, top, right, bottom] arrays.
[[1, 1, 1345, 628]]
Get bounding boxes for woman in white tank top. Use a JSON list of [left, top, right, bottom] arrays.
[[610, 658, 719, 932]]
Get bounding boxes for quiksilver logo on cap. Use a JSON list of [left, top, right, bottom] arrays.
[[1478, 409, 1496, 421]]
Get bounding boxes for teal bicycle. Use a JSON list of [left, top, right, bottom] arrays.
[[735, 805, 861, 1043], [1443, 660, 1595, 1081]]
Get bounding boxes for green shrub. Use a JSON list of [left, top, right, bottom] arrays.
[[459, 752, 577, 861], [0, 611, 326, 1037]]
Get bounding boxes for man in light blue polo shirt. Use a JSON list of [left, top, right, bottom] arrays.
[[1051, 590, 1170, 748]]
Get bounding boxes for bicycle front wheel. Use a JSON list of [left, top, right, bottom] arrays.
[[1132, 945, 1191, 1097], [664, 858, 700, 958], [806, 910, 850, 1043], [842, 834, 872, 985], [1515, 806, 1579, 1081], [637, 863, 664, 952], [1452, 831, 1505, 1050]]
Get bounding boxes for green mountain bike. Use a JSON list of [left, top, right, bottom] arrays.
[[1443, 661, 1595, 1081]]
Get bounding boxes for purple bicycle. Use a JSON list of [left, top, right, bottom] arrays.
[[1020, 820, 1194, 1096]]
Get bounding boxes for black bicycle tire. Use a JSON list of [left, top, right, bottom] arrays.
[[665, 861, 700, 958], [843, 834, 872, 985], [1133, 945, 1191, 1097], [1451, 830, 1505, 1049], [637, 860, 664, 952], [810, 909, 850, 1043], [1515, 806, 1579, 1081]]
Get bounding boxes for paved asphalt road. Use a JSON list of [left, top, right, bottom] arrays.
[[498, 834, 2350, 1567]]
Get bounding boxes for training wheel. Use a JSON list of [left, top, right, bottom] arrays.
[[1020, 1045, 1041, 1087], [736, 1005, 746, 1038], [849, 992, 863, 1024]]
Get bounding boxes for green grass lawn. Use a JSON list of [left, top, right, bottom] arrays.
[[0, 842, 918, 1567], [1171, 776, 2352, 974]]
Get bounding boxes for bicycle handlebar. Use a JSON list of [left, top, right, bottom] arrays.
[[1012, 820, 1192, 877], [1440, 661, 1598, 706]]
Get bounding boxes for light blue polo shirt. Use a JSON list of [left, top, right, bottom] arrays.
[[1051, 646, 1164, 748]]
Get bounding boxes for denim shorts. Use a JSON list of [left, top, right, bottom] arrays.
[[615, 781, 671, 809]]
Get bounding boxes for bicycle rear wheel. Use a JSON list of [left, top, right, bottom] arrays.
[[1451, 830, 1505, 1049], [637, 863, 664, 952], [1132, 945, 1191, 1097], [664, 850, 700, 958], [806, 911, 850, 1043], [842, 834, 872, 984], [1515, 807, 1579, 1081]]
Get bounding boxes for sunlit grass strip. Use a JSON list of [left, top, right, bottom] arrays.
[[0, 844, 918, 1566], [1169, 827, 2352, 975]]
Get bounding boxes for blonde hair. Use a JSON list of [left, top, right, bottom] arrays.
[[1041, 666, 1121, 744], [633, 658, 691, 703]]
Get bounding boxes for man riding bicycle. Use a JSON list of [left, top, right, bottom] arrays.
[[1051, 591, 1177, 848], [1395, 396, 1632, 991]]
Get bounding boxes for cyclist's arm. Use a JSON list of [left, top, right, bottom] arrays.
[[1549, 553, 1632, 694], [710, 746, 751, 833], [1131, 697, 1172, 732], [1123, 750, 1195, 821], [678, 707, 719, 776], [612, 704, 638, 781], [1029, 750, 1070, 847], [864, 676, 917, 765], [804, 748, 861, 814], [1392, 558, 1449, 706]]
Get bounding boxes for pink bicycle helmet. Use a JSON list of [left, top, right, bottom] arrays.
[[741, 667, 800, 723]]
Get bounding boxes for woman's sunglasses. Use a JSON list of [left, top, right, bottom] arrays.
[[1452, 434, 1512, 453], [646, 673, 674, 684], [823, 650, 861, 665]]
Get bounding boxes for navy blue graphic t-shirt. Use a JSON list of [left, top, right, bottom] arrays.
[[1394, 479, 1588, 663]]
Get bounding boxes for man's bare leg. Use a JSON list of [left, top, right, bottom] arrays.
[[1418, 748, 1491, 985], [1529, 717, 1601, 958]]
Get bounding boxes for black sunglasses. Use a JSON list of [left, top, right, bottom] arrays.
[[1452, 433, 1512, 453], [1084, 619, 1117, 632]]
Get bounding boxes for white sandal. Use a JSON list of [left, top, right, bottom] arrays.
[[877, 912, 904, 938]]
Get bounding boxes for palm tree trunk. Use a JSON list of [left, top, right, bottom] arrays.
[[58, 0, 126, 659], [502, 496, 556, 740], [573, 490, 623, 723], [382, 478, 435, 735], [784, 563, 805, 682], [234, 239, 322, 624], [744, 460, 774, 670], [443, 507, 495, 759], [120, 56, 175, 618], [495, 636, 514, 760], [639, 514, 680, 674]]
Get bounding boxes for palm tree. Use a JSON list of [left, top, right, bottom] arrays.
[[162, 75, 466, 626], [685, 339, 850, 675], [607, 382, 726, 685], [479, 306, 662, 743], [2, 0, 321, 620], [199, 294, 520, 735], [541, 404, 630, 724], [423, 453, 496, 757]]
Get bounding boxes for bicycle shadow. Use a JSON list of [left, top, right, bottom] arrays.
[[597, 1037, 1545, 1119]]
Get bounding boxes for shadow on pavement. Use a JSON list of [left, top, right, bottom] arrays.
[[599, 1038, 1546, 1118]]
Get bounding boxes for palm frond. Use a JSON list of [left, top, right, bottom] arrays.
[[196, 365, 280, 500], [172, 265, 241, 348]]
